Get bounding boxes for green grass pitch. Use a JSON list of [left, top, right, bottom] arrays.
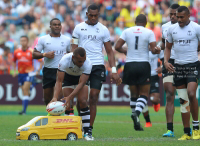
[[0, 105, 199, 146]]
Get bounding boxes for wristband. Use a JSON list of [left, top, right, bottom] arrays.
[[43, 53, 46, 57], [112, 67, 117, 73]]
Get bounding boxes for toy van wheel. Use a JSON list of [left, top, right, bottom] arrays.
[[28, 133, 39, 140], [67, 133, 77, 141]]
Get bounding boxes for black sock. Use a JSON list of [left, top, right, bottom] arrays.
[[144, 114, 151, 123], [70, 108, 74, 114], [192, 121, 199, 130], [65, 110, 70, 115], [136, 111, 140, 117], [167, 123, 173, 132], [184, 127, 191, 136]]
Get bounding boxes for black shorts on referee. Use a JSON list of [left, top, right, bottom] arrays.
[[123, 62, 151, 85]]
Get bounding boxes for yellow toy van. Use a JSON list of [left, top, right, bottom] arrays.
[[16, 116, 82, 140]]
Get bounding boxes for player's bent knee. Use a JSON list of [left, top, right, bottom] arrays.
[[142, 105, 148, 113], [177, 89, 190, 113], [78, 99, 87, 108], [187, 91, 196, 101]]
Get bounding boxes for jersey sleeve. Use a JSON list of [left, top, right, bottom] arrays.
[[149, 30, 156, 43], [83, 59, 92, 75], [120, 30, 126, 41], [166, 26, 173, 43], [161, 25, 165, 39], [58, 57, 67, 72], [35, 37, 44, 52], [195, 25, 200, 41], [72, 25, 79, 38], [103, 27, 110, 43]]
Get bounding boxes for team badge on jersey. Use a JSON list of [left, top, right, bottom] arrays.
[[96, 28, 100, 33]]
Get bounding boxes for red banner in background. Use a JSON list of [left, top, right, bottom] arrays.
[[0, 75, 164, 106]]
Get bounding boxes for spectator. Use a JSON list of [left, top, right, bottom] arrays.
[[0, 36, 5, 55], [40, 7, 52, 25], [0, 0, 12, 10], [108, 26, 117, 46], [3, 6, 23, 25], [0, 46, 13, 75], [114, 17, 126, 36], [120, 5, 134, 27], [9, 24, 25, 43], [22, 6, 36, 25], [66, 19, 75, 35], [160, 1, 170, 24], [48, 3, 59, 18], [0, 23, 6, 35], [148, 6, 162, 26], [16, 0, 30, 15], [3, 31, 15, 53], [147, 21, 161, 42], [56, 5, 66, 22]]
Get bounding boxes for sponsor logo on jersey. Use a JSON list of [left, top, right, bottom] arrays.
[[46, 43, 51, 45], [187, 31, 192, 36], [88, 35, 97, 40], [174, 40, 191, 46], [173, 32, 177, 34], [81, 28, 87, 31]]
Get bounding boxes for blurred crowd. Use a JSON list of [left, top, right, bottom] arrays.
[[0, 0, 200, 77]]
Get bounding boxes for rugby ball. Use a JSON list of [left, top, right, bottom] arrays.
[[46, 101, 66, 116]]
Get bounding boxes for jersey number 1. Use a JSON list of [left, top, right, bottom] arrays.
[[135, 36, 139, 50]]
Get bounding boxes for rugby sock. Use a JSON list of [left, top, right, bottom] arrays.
[[80, 106, 90, 134], [135, 95, 147, 117], [144, 113, 151, 123], [130, 97, 137, 114], [69, 108, 74, 116], [184, 127, 191, 136], [22, 96, 29, 113], [167, 123, 173, 132], [65, 110, 70, 115], [88, 126, 93, 136], [192, 121, 199, 130]]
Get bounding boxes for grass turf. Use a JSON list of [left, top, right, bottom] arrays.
[[0, 105, 199, 146]]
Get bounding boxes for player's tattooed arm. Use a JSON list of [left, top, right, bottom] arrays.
[[114, 38, 127, 55]]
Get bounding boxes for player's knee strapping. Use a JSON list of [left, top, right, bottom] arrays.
[[135, 95, 148, 116], [130, 97, 137, 113], [177, 89, 190, 113]]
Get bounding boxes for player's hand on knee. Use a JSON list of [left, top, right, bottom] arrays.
[[44, 51, 55, 59], [111, 73, 122, 86], [164, 62, 175, 73]]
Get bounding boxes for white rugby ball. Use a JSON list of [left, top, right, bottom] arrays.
[[46, 101, 66, 116]]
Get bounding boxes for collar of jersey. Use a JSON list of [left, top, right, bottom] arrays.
[[85, 21, 99, 26]]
